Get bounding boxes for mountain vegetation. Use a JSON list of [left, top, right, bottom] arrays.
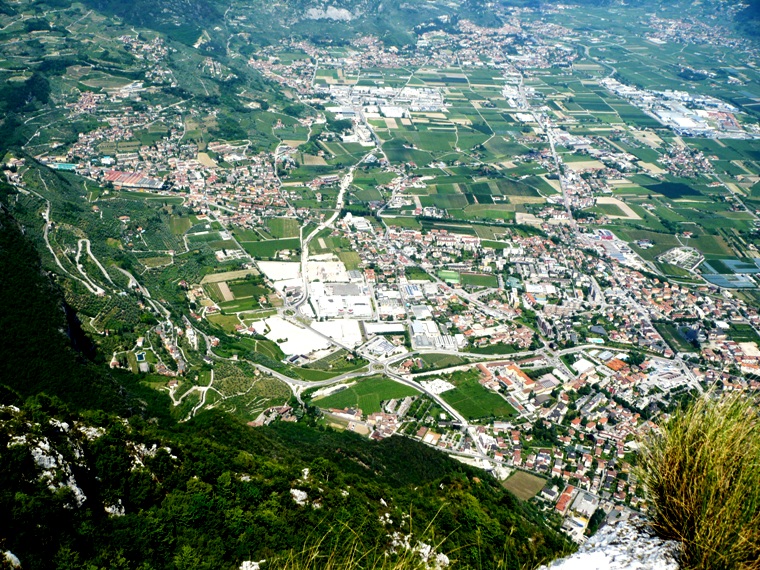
[[738, 0, 760, 38], [638, 393, 760, 570]]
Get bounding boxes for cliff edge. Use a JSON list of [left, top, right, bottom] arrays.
[[540, 517, 680, 570]]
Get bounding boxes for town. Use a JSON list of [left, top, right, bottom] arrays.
[[3, 0, 760, 546]]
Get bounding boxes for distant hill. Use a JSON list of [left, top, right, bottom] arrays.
[[738, 0, 760, 37], [81, 0, 502, 47]]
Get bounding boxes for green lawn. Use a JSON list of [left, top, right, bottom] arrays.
[[267, 217, 300, 239], [338, 251, 362, 270], [728, 324, 760, 344], [655, 323, 698, 353], [169, 216, 192, 235], [440, 378, 517, 420], [383, 216, 422, 229], [292, 367, 341, 381], [315, 376, 419, 415], [418, 353, 467, 370], [595, 202, 627, 217], [503, 471, 546, 501], [242, 238, 300, 259], [405, 266, 432, 281], [461, 273, 498, 287]]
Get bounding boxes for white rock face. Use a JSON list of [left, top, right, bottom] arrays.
[[105, 499, 126, 517], [29, 437, 87, 507], [540, 518, 680, 570], [304, 6, 354, 20], [290, 488, 308, 506], [3, 551, 21, 568]]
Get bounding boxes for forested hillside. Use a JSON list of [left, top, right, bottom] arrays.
[[739, 0, 760, 37]]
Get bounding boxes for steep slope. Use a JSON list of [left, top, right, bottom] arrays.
[[738, 0, 760, 38], [0, 404, 574, 569], [0, 199, 170, 419]]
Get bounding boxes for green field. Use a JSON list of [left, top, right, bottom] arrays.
[[438, 269, 461, 283], [655, 323, 698, 353], [405, 266, 432, 281], [595, 202, 627, 217], [383, 216, 422, 229], [267, 217, 300, 239], [418, 353, 467, 370], [503, 471, 546, 501], [727, 324, 760, 344], [207, 313, 241, 333], [338, 251, 362, 270], [169, 216, 192, 235], [227, 279, 268, 299], [309, 349, 368, 373], [242, 238, 300, 259], [440, 377, 517, 420], [315, 376, 419, 415], [461, 273, 499, 287], [218, 297, 262, 313]]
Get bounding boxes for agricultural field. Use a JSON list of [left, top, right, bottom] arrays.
[[267, 217, 300, 238], [338, 251, 362, 270], [208, 361, 291, 422], [417, 353, 467, 370], [655, 323, 699, 354], [309, 349, 368, 373], [242, 238, 300, 259], [461, 273, 499, 287], [503, 471, 546, 501], [727, 324, 760, 344], [439, 370, 517, 421], [314, 376, 419, 415]]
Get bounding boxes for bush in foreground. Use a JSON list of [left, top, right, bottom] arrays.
[[638, 393, 760, 570]]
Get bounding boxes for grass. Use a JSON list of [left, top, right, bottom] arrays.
[[654, 323, 698, 354], [293, 367, 340, 381], [638, 393, 760, 570], [418, 353, 466, 370], [169, 216, 192, 235], [439, 375, 517, 420], [503, 471, 546, 501], [243, 238, 301, 259], [595, 202, 627, 217], [268, 217, 301, 238], [461, 273, 498, 288], [273, 518, 450, 570], [727, 324, 760, 343], [338, 251, 362, 270], [207, 313, 240, 333], [315, 377, 419, 415]]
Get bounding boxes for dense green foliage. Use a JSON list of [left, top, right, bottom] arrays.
[[0, 204, 169, 418], [738, 0, 760, 37], [0, 404, 573, 570], [0, 73, 50, 114]]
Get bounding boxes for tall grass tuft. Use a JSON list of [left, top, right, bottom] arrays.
[[273, 518, 452, 570], [638, 392, 760, 570]]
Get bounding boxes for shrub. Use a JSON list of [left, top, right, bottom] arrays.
[[638, 393, 760, 570]]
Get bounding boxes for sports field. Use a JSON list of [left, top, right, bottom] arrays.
[[315, 377, 419, 415]]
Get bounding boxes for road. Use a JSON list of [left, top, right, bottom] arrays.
[[289, 152, 370, 312], [78, 238, 113, 284], [23, 173, 103, 295]]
